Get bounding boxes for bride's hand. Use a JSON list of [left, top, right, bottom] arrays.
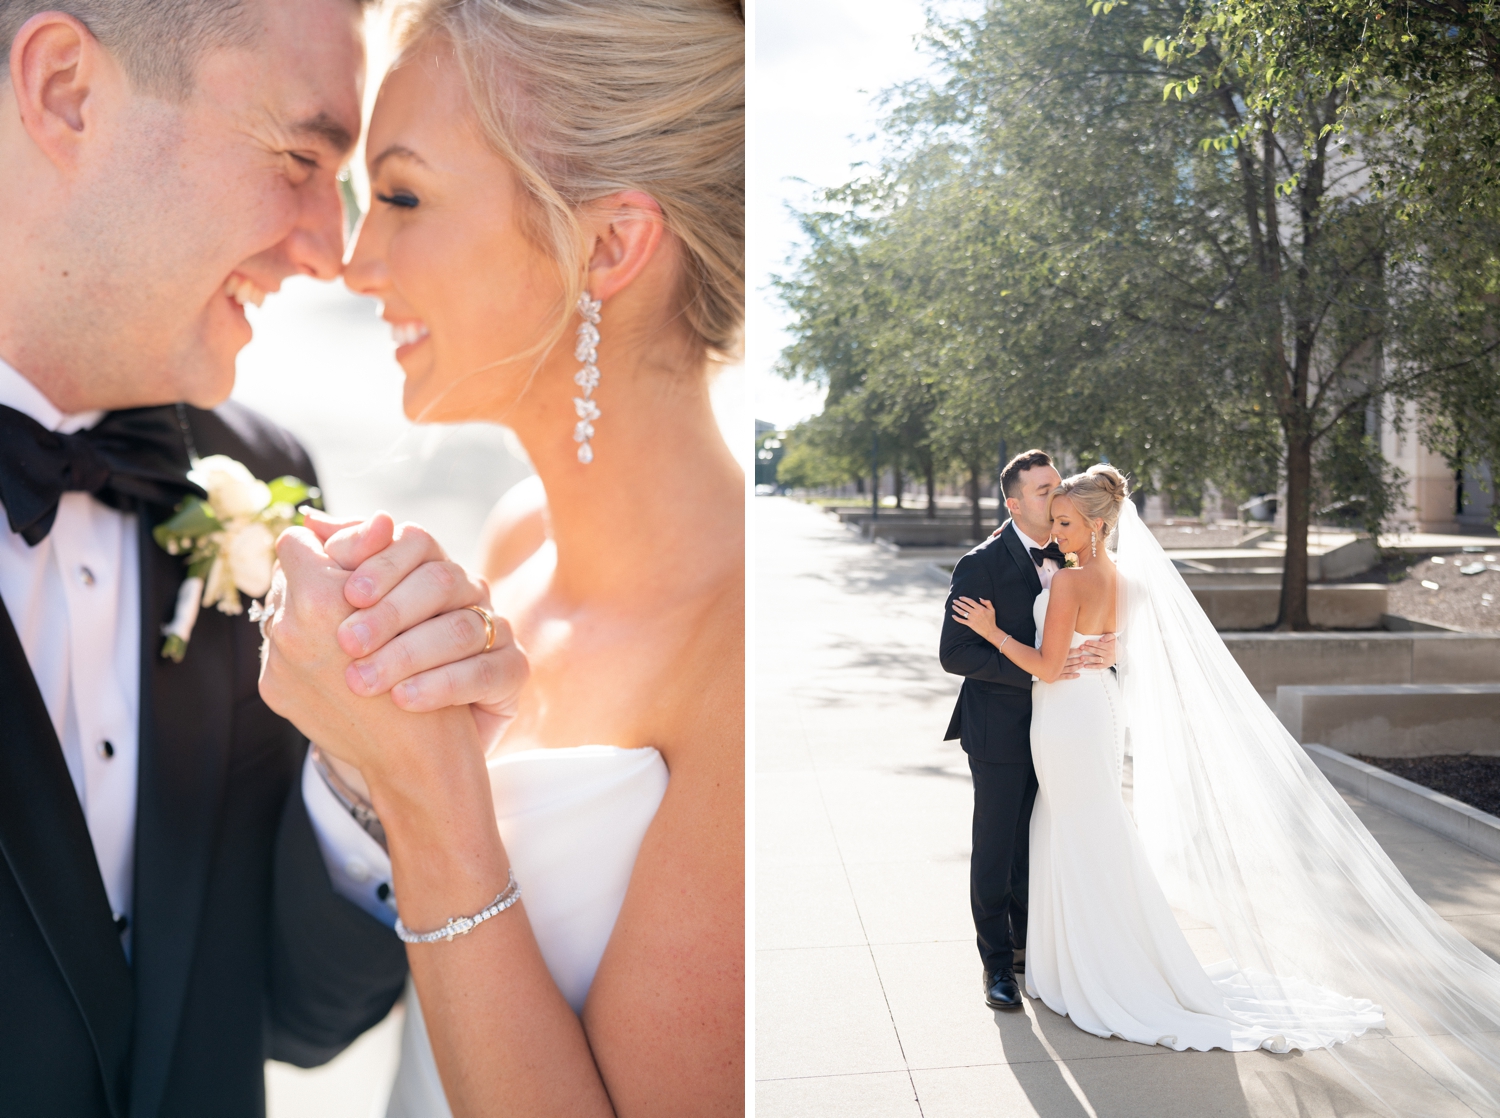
[[300, 509, 529, 753], [257, 526, 480, 778], [952, 595, 1006, 647]]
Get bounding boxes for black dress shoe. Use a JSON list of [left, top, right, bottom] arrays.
[[984, 968, 1023, 1010]]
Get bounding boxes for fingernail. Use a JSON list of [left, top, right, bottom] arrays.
[[393, 681, 415, 705], [349, 622, 372, 653], [354, 662, 378, 691], [348, 576, 375, 602]]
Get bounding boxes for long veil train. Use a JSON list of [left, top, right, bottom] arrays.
[[1114, 497, 1500, 1114]]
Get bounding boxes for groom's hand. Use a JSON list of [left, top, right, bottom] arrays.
[[301, 510, 528, 751], [1064, 633, 1117, 676]]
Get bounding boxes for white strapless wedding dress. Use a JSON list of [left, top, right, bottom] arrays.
[[1024, 589, 1383, 1052], [385, 745, 668, 1118]]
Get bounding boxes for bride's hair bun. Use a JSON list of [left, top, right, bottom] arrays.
[[1086, 463, 1129, 505], [1052, 463, 1130, 535]]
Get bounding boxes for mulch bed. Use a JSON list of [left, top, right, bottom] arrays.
[[1352, 753, 1500, 818], [1381, 551, 1500, 632]]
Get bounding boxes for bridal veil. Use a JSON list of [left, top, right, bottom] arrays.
[[1114, 497, 1500, 1114]]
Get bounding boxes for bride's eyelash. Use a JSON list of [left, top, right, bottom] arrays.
[[377, 192, 420, 209]]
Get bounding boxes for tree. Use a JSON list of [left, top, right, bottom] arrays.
[[776, 0, 1500, 628]]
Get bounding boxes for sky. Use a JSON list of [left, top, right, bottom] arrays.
[[750, 0, 951, 431]]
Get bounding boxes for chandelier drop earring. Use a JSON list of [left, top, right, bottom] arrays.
[[1091, 529, 1098, 559], [572, 291, 603, 464]]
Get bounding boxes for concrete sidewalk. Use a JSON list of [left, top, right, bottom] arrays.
[[754, 497, 1500, 1118]]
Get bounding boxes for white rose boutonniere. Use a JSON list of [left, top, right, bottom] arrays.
[[152, 454, 319, 662]]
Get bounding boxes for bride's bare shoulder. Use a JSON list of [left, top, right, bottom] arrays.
[[655, 557, 744, 764], [479, 475, 549, 583]]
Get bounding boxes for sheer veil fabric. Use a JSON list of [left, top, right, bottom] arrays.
[[1114, 497, 1500, 1113]]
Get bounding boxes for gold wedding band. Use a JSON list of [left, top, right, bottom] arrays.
[[466, 605, 496, 653]]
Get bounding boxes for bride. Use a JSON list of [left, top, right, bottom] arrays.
[[257, 1, 744, 1115], [955, 464, 1500, 1113]]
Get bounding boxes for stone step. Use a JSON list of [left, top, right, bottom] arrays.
[[1278, 683, 1500, 756], [1193, 583, 1388, 630], [1224, 631, 1500, 700]]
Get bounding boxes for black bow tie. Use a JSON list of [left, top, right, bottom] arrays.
[[1030, 542, 1066, 567], [0, 404, 204, 545]]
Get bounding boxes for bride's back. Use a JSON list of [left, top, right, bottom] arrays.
[[1060, 559, 1117, 636]]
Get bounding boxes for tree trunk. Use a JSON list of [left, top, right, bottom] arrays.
[[1278, 435, 1314, 629], [894, 466, 905, 510], [924, 456, 937, 519], [968, 461, 982, 541]]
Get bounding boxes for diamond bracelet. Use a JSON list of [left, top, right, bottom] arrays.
[[394, 870, 521, 945]]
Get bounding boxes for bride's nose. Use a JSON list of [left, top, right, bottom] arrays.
[[341, 214, 388, 297]]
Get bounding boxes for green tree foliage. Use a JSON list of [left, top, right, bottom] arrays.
[[777, 0, 1500, 628]]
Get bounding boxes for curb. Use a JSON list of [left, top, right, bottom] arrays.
[[1304, 742, 1500, 863]]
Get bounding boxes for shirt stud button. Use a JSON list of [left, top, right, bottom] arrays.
[[98, 740, 114, 759], [80, 566, 96, 587]]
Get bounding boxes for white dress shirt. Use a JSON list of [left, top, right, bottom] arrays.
[[1012, 523, 1060, 591], [0, 359, 392, 953]]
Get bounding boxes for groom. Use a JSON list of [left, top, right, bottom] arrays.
[[0, 4, 523, 1115], [940, 450, 1114, 1010]]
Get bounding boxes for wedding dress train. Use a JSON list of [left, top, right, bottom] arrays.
[[1024, 589, 1384, 1052], [385, 745, 668, 1118], [1018, 499, 1500, 1115]]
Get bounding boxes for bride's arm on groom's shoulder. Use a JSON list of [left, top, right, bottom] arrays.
[[939, 553, 1033, 689], [952, 574, 1081, 684]]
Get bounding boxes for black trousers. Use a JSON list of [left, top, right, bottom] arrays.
[[968, 755, 1039, 975]]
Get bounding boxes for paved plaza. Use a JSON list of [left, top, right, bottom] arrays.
[[754, 497, 1500, 1118]]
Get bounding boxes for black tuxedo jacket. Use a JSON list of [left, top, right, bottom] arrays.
[[0, 402, 408, 1118], [939, 521, 1043, 764]]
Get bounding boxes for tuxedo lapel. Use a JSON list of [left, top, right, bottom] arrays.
[[999, 520, 1044, 597], [129, 514, 233, 1118], [0, 594, 134, 1118]]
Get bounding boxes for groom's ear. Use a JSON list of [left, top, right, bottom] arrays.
[[9, 12, 114, 173], [582, 191, 668, 304]]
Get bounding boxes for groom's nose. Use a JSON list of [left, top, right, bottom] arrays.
[[280, 174, 347, 282]]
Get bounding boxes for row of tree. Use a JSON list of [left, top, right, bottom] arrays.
[[775, 0, 1500, 628]]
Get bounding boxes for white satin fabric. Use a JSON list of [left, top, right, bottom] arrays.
[[1025, 587, 1384, 1052], [385, 745, 668, 1118]]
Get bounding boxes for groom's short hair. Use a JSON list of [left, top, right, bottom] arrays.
[[1001, 449, 1054, 499], [0, 0, 370, 100]]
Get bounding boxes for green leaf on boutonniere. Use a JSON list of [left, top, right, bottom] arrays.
[[267, 476, 310, 508], [153, 462, 319, 663], [152, 496, 223, 554]]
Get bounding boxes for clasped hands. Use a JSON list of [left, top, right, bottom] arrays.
[[952, 596, 1116, 676], [256, 509, 529, 787]]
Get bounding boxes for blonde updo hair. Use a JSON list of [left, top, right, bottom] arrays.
[[1051, 464, 1130, 536], [398, 0, 744, 363]]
